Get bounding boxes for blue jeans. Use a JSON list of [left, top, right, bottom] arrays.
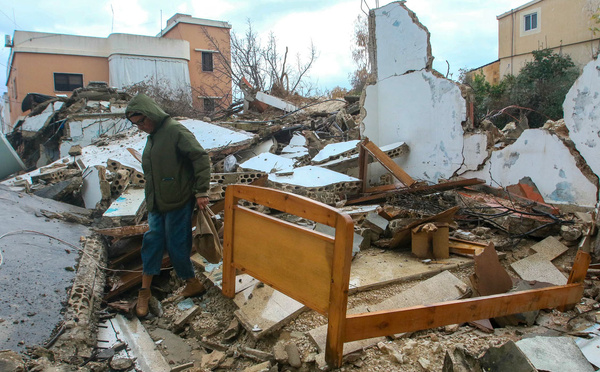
[[142, 200, 195, 280]]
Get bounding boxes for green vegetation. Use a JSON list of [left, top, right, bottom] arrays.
[[465, 49, 579, 128]]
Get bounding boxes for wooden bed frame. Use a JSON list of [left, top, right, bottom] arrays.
[[222, 184, 590, 368]]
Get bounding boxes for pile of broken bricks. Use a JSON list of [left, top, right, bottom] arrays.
[[2, 83, 600, 370]]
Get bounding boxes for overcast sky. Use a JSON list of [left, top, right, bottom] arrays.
[[0, 0, 527, 96]]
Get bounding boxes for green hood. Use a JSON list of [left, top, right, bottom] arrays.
[[125, 94, 170, 126]]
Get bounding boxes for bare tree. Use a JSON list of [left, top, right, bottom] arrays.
[[201, 19, 318, 98], [349, 15, 370, 93]]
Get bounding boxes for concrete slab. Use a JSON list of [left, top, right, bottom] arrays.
[[479, 341, 536, 372], [20, 101, 63, 132], [147, 327, 193, 365], [268, 165, 360, 187], [234, 284, 305, 339], [312, 140, 360, 164], [530, 236, 569, 260], [102, 186, 145, 219], [0, 185, 90, 352], [516, 336, 595, 372], [239, 152, 295, 174], [510, 253, 568, 285], [111, 315, 172, 372]]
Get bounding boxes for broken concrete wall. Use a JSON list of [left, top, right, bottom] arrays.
[[462, 129, 598, 207], [564, 57, 600, 183], [362, 2, 466, 184], [59, 115, 132, 158], [362, 1, 598, 207]]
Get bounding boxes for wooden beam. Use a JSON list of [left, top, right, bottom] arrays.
[[343, 284, 583, 342], [346, 178, 484, 205], [325, 213, 355, 368], [360, 139, 415, 187], [358, 143, 368, 194]]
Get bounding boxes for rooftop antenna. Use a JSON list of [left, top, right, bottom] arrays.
[[111, 5, 114, 33], [160, 10, 163, 36]]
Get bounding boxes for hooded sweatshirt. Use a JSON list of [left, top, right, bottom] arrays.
[[126, 94, 210, 213]]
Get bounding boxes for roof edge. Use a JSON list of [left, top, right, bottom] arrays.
[[497, 0, 543, 20]]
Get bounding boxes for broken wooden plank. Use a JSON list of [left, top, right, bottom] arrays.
[[343, 284, 584, 342], [449, 238, 487, 256], [347, 178, 484, 205], [360, 138, 415, 187]]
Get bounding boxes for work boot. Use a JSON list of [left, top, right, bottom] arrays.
[[181, 277, 205, 297], [136, 288, 151, 317]]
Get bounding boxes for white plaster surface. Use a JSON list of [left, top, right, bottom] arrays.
[[255, 91, 297, 112], [239, 152, 295, 174], [81, 166, 104, 209], [457, 132, 489, 173], [21, 102, 64, 132], [59, 117, 132, 158], [312, 140, 360, 163], [373, 2, 430, 78], [362, 71, 465, 183], [268, 165, 359, 187], [103, 186, 145, 218], [564, 57, 600, 178], [463, 129, 598, 207], [179, 119, 256, 151], [280, 133, 308, 159]]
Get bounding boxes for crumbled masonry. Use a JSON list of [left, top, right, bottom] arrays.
[[2, 1, 600, 371]]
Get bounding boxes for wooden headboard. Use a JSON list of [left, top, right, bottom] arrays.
[[222, 184, 589, 368]]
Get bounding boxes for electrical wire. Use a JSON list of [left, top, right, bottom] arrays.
[[0, 229, 161, 273]]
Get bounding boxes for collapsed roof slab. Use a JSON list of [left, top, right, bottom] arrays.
[[370, 1, 433, 78], [19, 101, 64, 133], [564, 57, 600, 180], [239, 152, 295, 174], [462, 129, 598, 207], [362, 71, 466, 183], [179, 119, 257, 158]]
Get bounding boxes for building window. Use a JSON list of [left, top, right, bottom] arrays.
[[202, 52, 214, 72], [203, 98, 215, 113], [524, 12, 538, 31], [54, 73, 83, 91]]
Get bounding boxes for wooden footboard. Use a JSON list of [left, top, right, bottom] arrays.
[[222, 185, 589, 368]]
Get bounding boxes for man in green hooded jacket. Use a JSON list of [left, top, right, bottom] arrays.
[[126, 93, 210, 318]]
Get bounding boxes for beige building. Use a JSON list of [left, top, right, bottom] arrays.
[[4, 14, 232, 127], [497, 0, 600, 78]]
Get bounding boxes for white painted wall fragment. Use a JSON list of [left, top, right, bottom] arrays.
[[255, 91, 298, 112], [103, 187, 146, 218], [463, 129, 597, 207], [458, 132, 489, 173], [372, 1, 431, 78], [59, 116, 132, 158], [564, 57, 600, 178], [280, 133, 308, 159], [21, 102, 64, 132], [362, 71, 466, 183], [312, 140, 360, 163], [268, 166, 359, 187], [179, 119, 256, 152], [239, 152, 295, 174], [81, 166, 105, 209]]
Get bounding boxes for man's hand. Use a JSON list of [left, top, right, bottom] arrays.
[[196, 196, 209, 210]]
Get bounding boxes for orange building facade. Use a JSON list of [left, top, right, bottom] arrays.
[[5, 14, 232, 127]]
